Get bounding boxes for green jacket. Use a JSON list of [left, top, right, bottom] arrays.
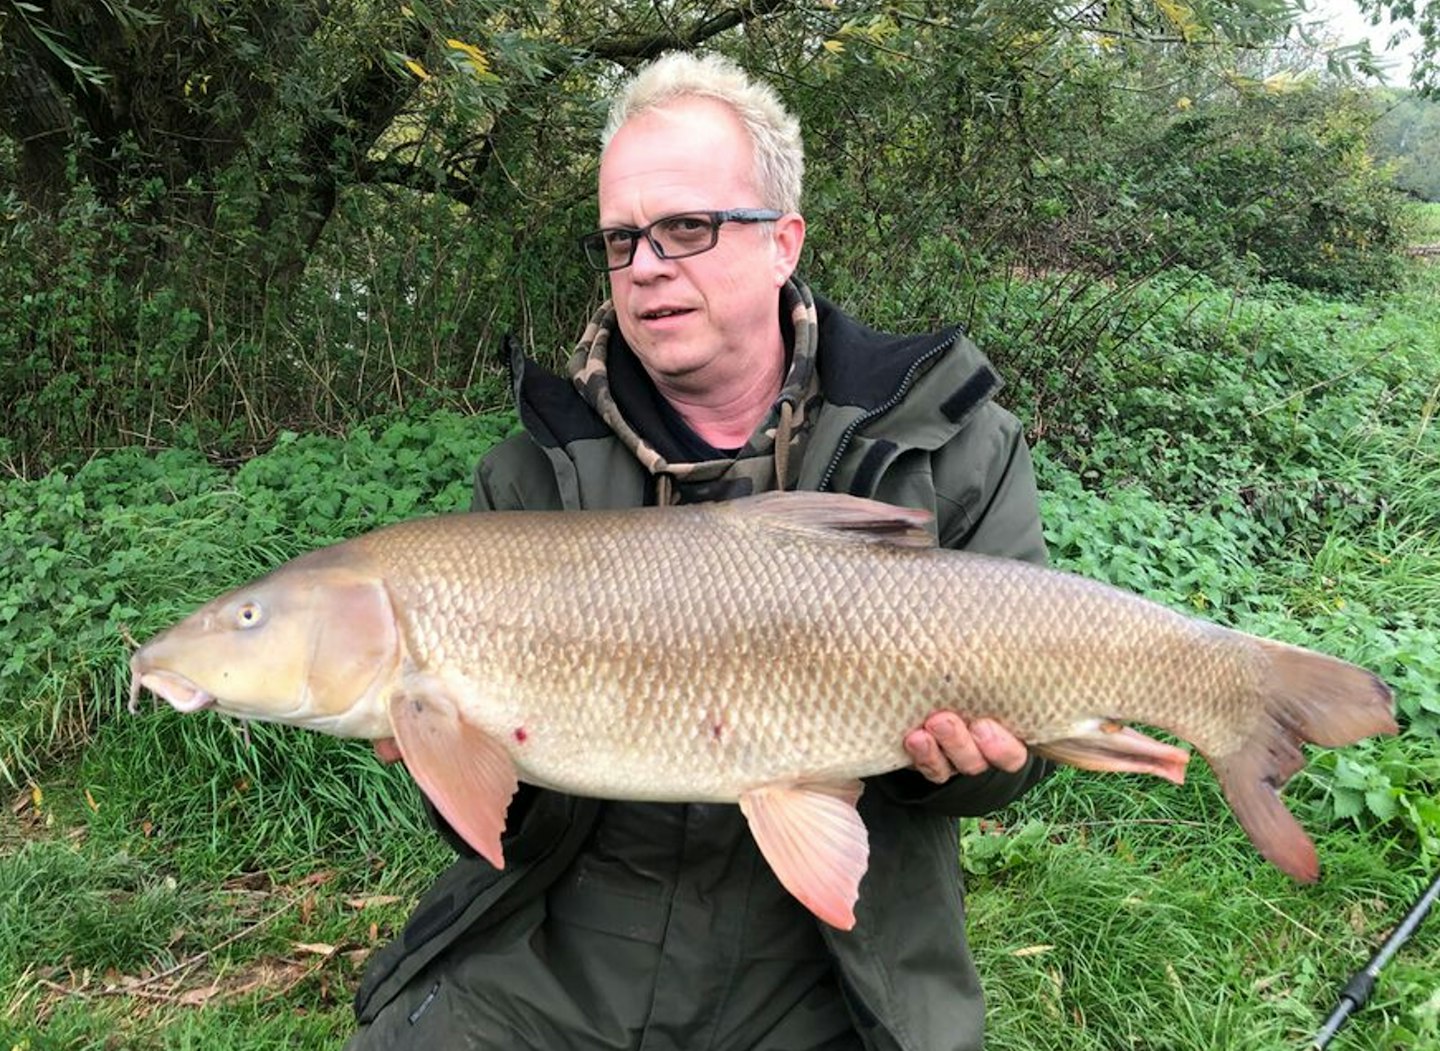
[[350, 293, 1050, 1050]]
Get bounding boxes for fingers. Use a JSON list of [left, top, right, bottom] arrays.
[[968, 718, 1029, 773], [928, 712, 990, 778], [904, 713, 1029, 784], [373, 737, 404, 764], [905, 726, 954, 783]]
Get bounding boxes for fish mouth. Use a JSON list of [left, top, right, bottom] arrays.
[[130, 669, 216, 714]]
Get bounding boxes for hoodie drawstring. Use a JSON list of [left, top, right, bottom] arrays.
[[773, 399, 795, 493]]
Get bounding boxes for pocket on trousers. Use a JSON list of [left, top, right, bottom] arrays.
[[547, 866, 670, 943]]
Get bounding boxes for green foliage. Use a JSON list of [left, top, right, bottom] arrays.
[[1, 1003, 351, 1051], [1025, 86, 1409, 294], [0, 840, 215, 982], [1, 1, 1424, 470], [1409, 200, 1440, 240], [0, 169, 526, 472], [969, 808, 1438, 1049], [0, 409, 507, 785], [0, 0, 568, 468], [794, 14, 1412, 309], [4, 267, 1439, 1048], [994, 269, 1440, 869], [1353, 0, 1440, 94]]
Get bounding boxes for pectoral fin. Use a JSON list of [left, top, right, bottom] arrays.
[[389, 680, 518, 870], [739, 781, 869, 931], [1032, 720, 1191, 785]]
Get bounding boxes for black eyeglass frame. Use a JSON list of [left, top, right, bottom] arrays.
[[579, 208, 784, 272]]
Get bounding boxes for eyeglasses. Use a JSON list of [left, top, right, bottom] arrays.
[[579, 209, 783, 272]]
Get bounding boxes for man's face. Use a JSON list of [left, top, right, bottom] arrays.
[[597, 97, 804, 393]]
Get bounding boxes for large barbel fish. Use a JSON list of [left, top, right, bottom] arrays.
[[129, 492, 1396, 929]]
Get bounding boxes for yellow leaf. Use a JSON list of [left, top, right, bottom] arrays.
[[293, 941, 338, 956], [346, 894, 405, 909], [29, 784, 42, 810], [85, 788, 99, 813], [1154, 0, 1202, 42], [1176, 96, 1192, 111], [404, 58, 430, 81], [401, 4, 414, 15], [446, 38, 490, 75], [1012, 944, 1055, 957], [1262, 71, 1300, 95], [823, 39, 845, 54]]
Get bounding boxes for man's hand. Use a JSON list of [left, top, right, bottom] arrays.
[[904, 713, 1028, 784], [374, 737, 404, 764]]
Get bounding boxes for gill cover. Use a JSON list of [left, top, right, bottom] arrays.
[[295, 567, 403, 725]]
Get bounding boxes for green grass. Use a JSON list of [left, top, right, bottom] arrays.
[[0, 730, 445, 1048], [1408, 201, 1440, 243], [3, 265, 1440, 1048], [968, 773, 1439, 1049]]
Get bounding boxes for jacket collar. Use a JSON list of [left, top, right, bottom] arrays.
[[508, 288, 1006, 513], [510, 289, 977, 451]]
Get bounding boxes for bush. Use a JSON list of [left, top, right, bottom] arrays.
[[0, 409, 509, 784]]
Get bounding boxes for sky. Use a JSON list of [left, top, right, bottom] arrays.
[[1307, 0, 1422, 83]]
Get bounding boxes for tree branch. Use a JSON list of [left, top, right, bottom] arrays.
[[585, 0, 795, 63]]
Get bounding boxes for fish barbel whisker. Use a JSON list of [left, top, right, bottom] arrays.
[[127, 668, 144, 715]]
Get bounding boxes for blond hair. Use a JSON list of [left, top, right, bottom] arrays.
[[600, 52, 804, 214]]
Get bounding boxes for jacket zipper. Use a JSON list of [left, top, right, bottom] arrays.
[[816, 329, 960, 493]]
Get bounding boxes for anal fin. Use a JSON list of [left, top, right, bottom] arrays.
[[389, 677, 519, 870], [1032, 720, 1191, 785], [739, 780, 869, 931]]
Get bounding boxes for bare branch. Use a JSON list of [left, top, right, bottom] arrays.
[[586, 0, 795, 63]]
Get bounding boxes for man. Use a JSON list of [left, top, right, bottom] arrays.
[[348, 51, 1049, 1050]]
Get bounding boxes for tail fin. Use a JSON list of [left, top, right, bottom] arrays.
[[1207, 639, 1396, 882]]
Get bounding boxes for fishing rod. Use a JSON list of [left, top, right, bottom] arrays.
[[1312, 865, 1440, 1050]]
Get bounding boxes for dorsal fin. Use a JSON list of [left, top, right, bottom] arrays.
[[718, 492, 936, 548]]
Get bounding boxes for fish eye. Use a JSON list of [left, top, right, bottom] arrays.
[[235, 601, 264, 629]]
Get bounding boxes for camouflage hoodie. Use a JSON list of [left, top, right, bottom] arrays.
[[350, 281, 1050, 1051], [567, 279, 824, 505]]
